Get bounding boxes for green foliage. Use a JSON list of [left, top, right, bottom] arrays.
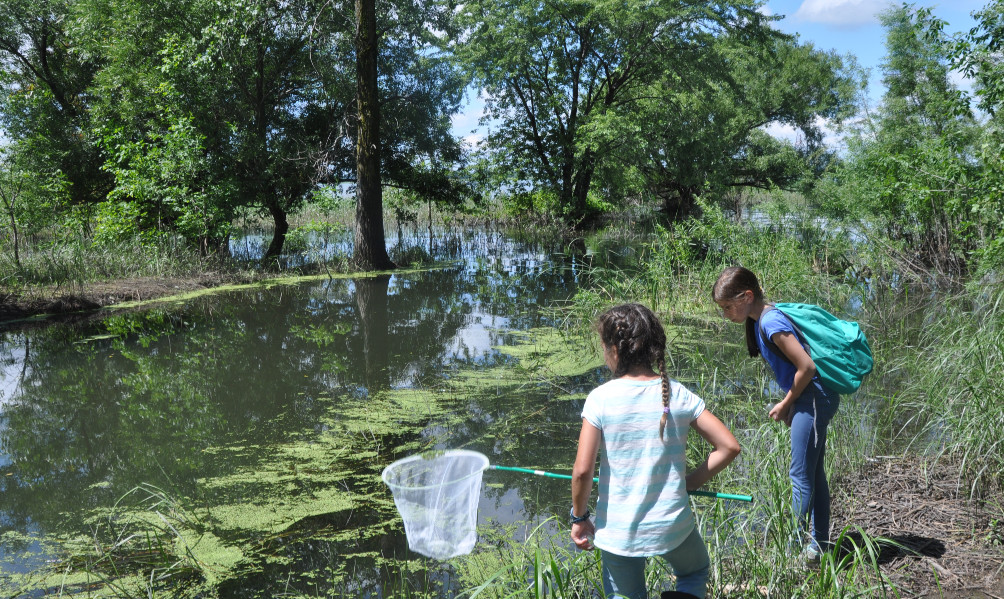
[[1, 0, 468, 266], [284, 220, 346, 254], [0, 143, 69, 268], [497, 189, 561, 218], [817, 5, 994, 277], [617, 34, 858, 218], [102, 111, 233, 247], [456, 0, 856, 224], [947, 0, 1004, 116], [456, 0, 777, 224], [0, 0, 110, 207]]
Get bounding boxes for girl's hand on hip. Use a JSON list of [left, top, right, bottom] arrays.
[[571, 520, 595, 550]]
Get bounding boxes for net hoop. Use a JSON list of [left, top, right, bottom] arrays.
[[381, 449, 489, 560], [381, 449, 489, 491]]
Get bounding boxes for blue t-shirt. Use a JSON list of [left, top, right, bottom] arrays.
[[756, 308, 827, 397], [580, 377, 705, 557]]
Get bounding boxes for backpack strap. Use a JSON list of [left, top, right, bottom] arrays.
[[758, 305, 809, 365]]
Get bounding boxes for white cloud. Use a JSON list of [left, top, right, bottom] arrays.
[[764, 121, 798, 142], [793, 0, 892, 27], [763, 116, 844, 151], [948, 67, 974, 91], [462, 133, 485, 148]]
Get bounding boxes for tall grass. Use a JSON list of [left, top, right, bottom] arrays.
[[454, 519, 603, 599], [546, 202, 923, 597], [567, 201, 860, 328], [455, 462, 900, 598], [909, 284, 1004, 498], [0, 234, 217, 293]]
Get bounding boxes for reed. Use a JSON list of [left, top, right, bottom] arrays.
[[0, 234, 216, 291], [454, 519, 603, 599], [909, 284, 1004, 497]]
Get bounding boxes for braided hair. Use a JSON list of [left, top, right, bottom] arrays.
[[597, 303, 672, 439]]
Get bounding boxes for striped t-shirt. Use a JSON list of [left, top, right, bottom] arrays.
[[581, 377, 705, 557]]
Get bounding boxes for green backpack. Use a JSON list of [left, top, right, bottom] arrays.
[[759, 303, 874, 395]]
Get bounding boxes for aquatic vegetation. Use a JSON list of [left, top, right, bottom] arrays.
[[4, 212, 1001, 598], [106, 264, 452, 311], [2, 318, 606, 596]]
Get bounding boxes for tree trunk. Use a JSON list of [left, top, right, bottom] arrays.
[[660, 185, 698, 221], [353, 0, 394, 271], [569, 151, 595, 227], [262, 198, 289, 264], [0, 190, 21, 270]]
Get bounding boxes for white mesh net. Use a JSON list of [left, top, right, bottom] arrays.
[[381, 450, 489, 560]]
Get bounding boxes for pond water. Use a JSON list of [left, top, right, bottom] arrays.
[[1, 227, 698, 596], [0, 223, 904, 597]]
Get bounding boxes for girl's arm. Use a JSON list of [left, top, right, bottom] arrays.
[[570, 419, 600, 550], [768, 331, 816, 426], [686, 410, 741, 491]]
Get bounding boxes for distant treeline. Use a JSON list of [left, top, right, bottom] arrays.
[[1, 0, 1002, 277]]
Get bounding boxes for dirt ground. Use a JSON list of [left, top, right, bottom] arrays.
[[831, 455, 1004, 598], [0, 274, 243, 325]]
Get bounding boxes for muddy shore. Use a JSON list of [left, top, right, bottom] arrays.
[[0, 274, 250, 325], [830, 456, 1004, 598]]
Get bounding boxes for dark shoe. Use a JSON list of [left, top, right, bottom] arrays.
[[661, 592, 699, 599]]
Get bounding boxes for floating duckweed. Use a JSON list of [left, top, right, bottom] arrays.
[[107, 265, 453, 310], [496, 327, 601, 378]]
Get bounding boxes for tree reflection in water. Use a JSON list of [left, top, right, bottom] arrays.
[[0, 230, 614, 596]]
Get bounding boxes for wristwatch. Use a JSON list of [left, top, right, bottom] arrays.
[[570, 507, 590, 523]]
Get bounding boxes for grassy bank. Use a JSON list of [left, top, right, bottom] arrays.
[[501, 200, 1004, 597]]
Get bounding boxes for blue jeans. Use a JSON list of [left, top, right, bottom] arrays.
[[789, 387, 839, 551], [600, 526, 709, 599]]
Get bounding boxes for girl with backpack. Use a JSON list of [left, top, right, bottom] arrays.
[[712, 266, 840, 563], [570, 303, 741, 598]]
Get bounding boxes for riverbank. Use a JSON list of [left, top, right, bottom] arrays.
[[0, 272, 252, 324]]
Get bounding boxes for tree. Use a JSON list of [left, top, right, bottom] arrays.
[[940, 0, 1004, 273], [74, 0, 463, 263], [352, 0, 393, 270], [72, 0, 238, 250], [0, 0, 110, 209], [0, 144, 67, 268], [457, 0, 774, 225], [345, 0, 464, 269], [818, 5, 981, 275], [613, 35, 855, 218]]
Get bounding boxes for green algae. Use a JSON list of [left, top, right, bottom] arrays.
[[105, 263, 457, 311], [497, 327, 601, 378], [14, 319, 602, 596]]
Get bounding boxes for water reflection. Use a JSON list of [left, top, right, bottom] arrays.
[[0, 230, 601, 596]]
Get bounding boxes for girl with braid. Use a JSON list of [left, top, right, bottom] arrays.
[[571, 303, 741, 599]]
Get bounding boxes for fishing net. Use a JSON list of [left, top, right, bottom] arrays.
[[381, 449, 489, 560]]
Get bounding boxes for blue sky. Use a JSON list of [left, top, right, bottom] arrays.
[[765, 0, 983, 99], [451, 0, 988, 145]]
